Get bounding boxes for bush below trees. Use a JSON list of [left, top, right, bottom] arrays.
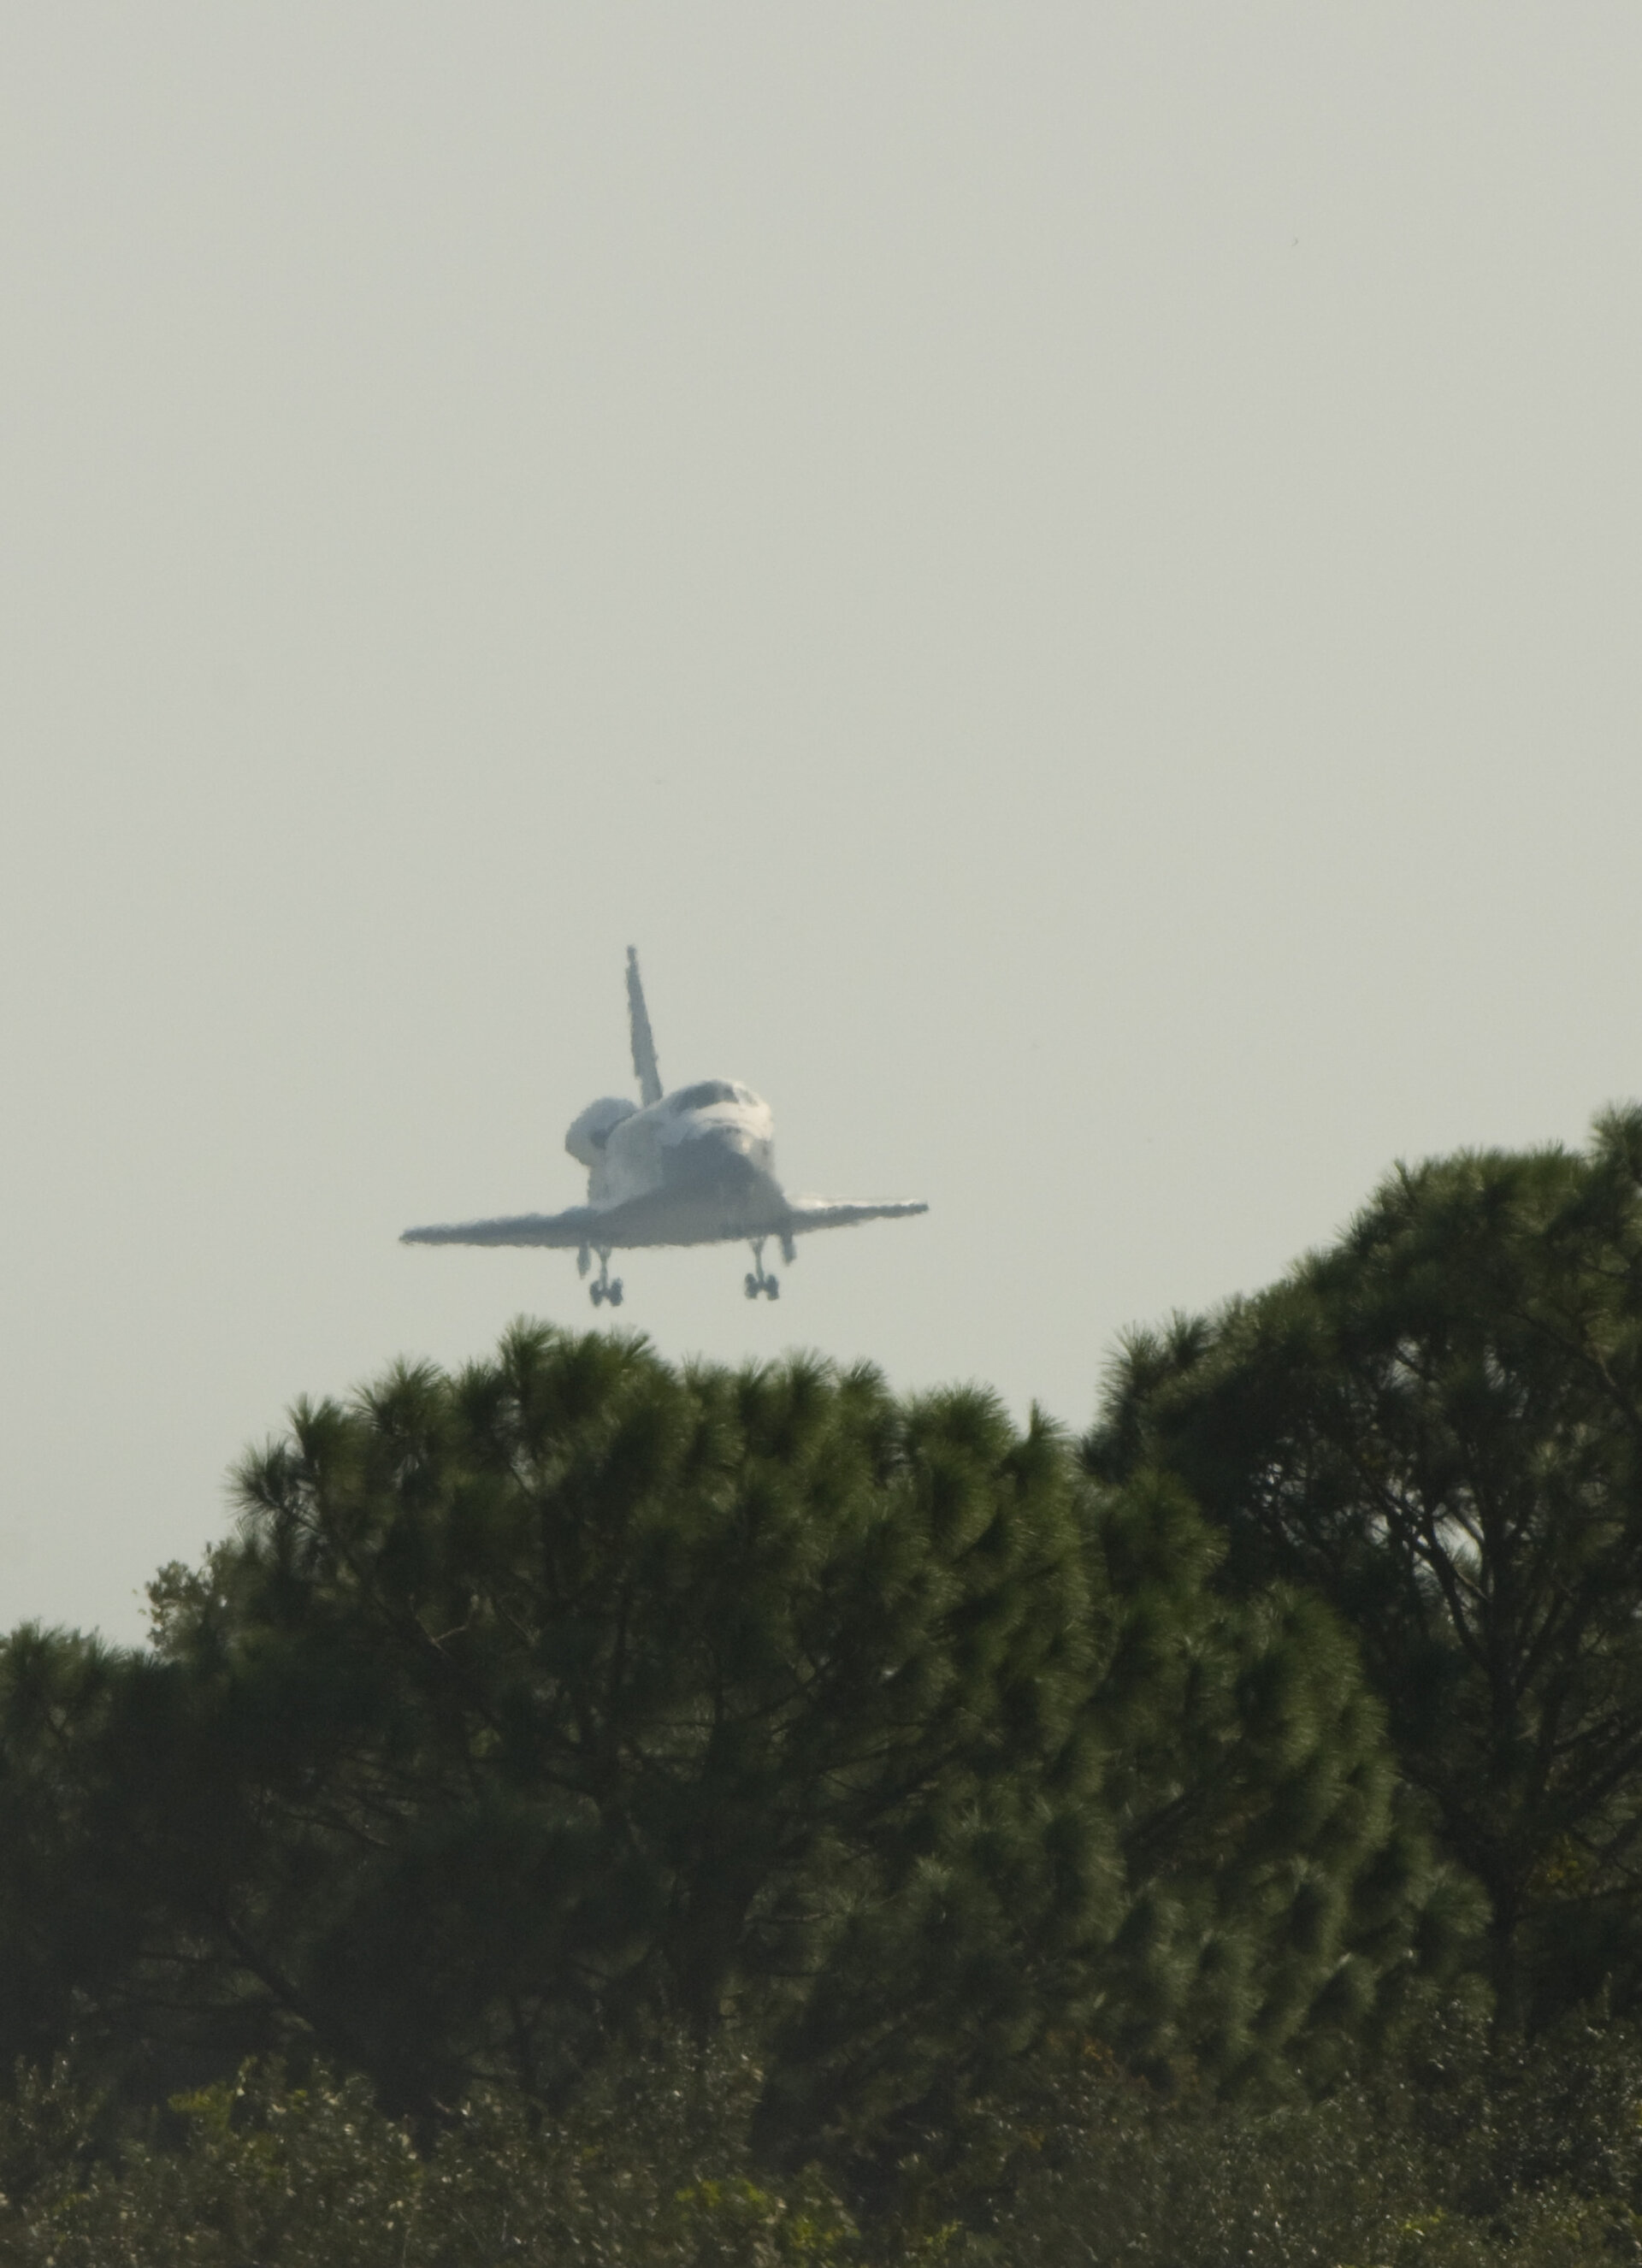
[[5, 2017, 1642, 2266]]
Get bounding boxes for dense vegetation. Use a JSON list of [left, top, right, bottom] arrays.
[[6, 1108, 1642, 2261], [1090, 1102, 1642, 2037]]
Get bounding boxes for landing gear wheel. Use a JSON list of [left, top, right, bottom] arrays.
[[607, 1281, 623, 1308], [742, 1240, 783, 1299], [590, 1282, 605, 1307]]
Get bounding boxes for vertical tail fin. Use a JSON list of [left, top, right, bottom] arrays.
[[626, 948, 663, 1106]]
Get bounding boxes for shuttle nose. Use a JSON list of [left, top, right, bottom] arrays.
[[693, 1120, 754, 1165], [673, 1118, 760, 1189]]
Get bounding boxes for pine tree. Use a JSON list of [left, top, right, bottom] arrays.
[[2, 1326, 1432, 2153], [1089, 1106, 1642, 2032]]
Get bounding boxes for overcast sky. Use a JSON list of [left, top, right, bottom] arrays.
[[3, 6, 1639, 1639]]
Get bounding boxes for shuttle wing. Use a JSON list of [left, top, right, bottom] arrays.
[[402, 1206, 601, 1249], [782, 1196, 929, 1234], [403, 1193, 928, 1251]]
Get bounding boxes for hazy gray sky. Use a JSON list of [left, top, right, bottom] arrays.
[[4, 7, 1640, 1639]]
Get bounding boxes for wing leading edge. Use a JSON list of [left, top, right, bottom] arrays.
[[782, 1197, 929, 1234], [400, 1196, 928, 1251], [401, 1207, 600, 1249]]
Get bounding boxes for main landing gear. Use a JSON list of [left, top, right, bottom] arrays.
[[582, 1247, 623, 1308], [744, 1238, 780, 1301]]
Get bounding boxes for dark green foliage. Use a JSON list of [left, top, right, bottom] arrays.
[[140, 1327, 1119, 2140], [1089, 1106, 1642, 2032], [1068, 1470, 1468, 2090], [0, 1627, 198, 2087], [0, 1326, 1426, 2165]]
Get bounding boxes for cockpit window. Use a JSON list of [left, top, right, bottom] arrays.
[[671, 1080, 738, 1112]]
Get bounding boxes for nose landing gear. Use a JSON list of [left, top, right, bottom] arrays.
[[743, 1239, 780, 1300], [588, 1249, 623, 1308]]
